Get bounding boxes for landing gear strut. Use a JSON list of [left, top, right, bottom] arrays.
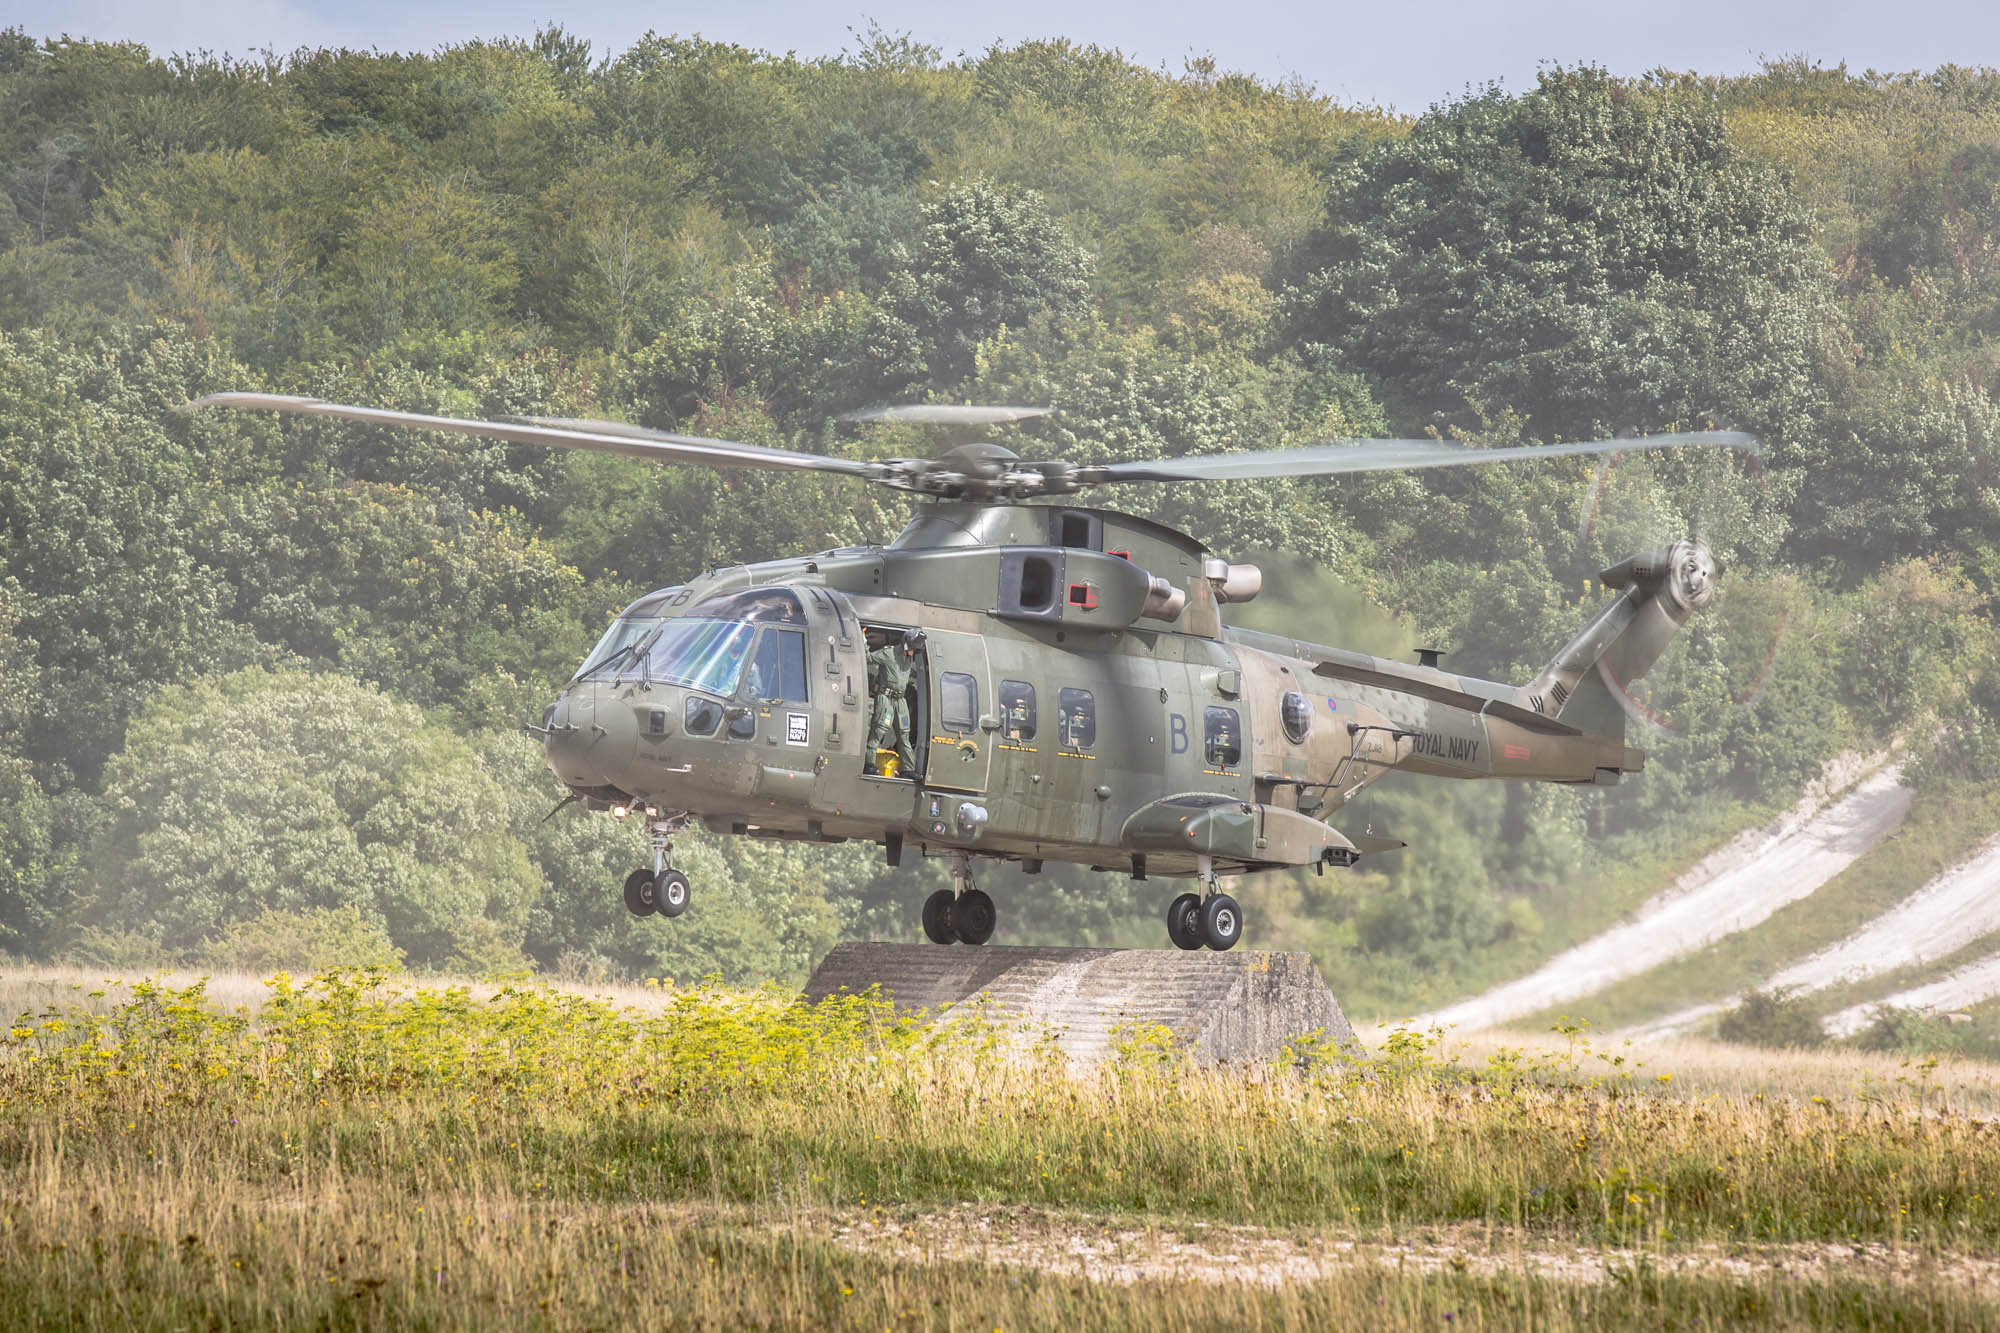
[[922, 853, 997, 946], [623, 812, 692, 921], [1164, 856, 1242, 951]]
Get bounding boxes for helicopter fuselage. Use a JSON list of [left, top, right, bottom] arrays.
[[540, 502, 1643, 882]]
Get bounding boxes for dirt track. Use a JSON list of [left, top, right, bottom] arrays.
[[1823, 953, 2000, 1036], [1414, 755, 1909, 1033], [1625, 831, 2000, 1040], [827, 1204, 2000, 1291]]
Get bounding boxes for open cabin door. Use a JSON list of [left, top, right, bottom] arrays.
[[924, 629, 993, 793]]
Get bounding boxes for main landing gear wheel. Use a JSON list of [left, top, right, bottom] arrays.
[[1166, 893, 1204, 951], [1199, 894, 1242, 951], [922, 888, 956, 945], [623, 868, 659, 917], [952, 889, 997, 946], [656, 868, 691, 918], [920, 887, 998, 945]]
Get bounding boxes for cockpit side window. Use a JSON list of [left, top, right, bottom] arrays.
[[578, 589, 806, 689], [684, 697, 722, 736], [746, 628, 809, 702]]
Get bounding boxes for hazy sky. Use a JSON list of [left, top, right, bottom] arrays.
[[17, 0, 2000, 112]]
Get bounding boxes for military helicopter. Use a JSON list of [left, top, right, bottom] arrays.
[[188, 393, 1750, 952]]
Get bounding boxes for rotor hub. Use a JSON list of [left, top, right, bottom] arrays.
[[1665, 538, 1718, 612]]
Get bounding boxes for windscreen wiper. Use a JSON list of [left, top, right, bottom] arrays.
[[573, 632, 652, 685], [612, 626, 668, 689]]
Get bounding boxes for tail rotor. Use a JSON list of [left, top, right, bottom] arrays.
[[1569, 447, 1790, 735]]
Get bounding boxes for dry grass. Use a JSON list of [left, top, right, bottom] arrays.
[[7, 971, 2000, 1328], [16, 1183, 2000, 1331], [1367, 1022, 2000, 1115]]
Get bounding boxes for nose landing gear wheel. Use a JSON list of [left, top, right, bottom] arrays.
[[1166, 893, 1204, 951], [951, 889, 997, 945], [656, 868, 691, 918], [922, 888, 956, 945], [1199, 893, 1242, 951], [623, 868, 659, 917]]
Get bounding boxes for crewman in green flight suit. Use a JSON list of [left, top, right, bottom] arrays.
[[866, 630, 922, 777]]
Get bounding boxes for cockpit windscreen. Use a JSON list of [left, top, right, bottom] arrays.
[[634, 619, 757, 694], [575, 616, 661, 680]]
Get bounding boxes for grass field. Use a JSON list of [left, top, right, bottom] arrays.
[[7, 970, 2000, 1329]]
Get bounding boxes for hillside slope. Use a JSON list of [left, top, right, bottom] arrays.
[[1622, 832, 2000, 1039], [1415, 755, 1909, 1031]]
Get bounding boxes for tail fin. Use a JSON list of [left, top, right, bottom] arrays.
[[1516, 540, 1718, 738]]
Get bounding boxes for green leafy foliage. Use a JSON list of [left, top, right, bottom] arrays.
[[213, 479, 596, 716], [205, 905, 406, 973], [1850, 1005, 2000, 1058], [892, 179, 1094, 385], [0, 325, 267, 786], [0, 755, 57, 956], [1716, 988, 1826, 1049], [1286, 69, 1831, 453], [86, 668, 538, 971]]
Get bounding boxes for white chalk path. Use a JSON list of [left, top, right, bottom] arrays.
[[1622, 832, 2000, 1040], [1412, 756, 1910, 1033], [1823, 954, 2000, 1036]]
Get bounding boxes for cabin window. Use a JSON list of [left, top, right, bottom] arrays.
[[1058, 687, 1096, 749], [940, 672, 978, 733], [999, 680, 1037, 741], [746, 628, 809, 702], [1204, 706, 1242, 767], [1281, 690, 1312, 744], [683, 696, 722, 737]]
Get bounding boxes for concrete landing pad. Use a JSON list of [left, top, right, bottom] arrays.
[[801, 942, 1356, 1067]]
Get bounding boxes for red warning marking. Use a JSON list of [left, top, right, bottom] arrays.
[[1503, 743, 1531, 760]]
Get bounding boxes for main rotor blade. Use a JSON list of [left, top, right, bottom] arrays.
[[1080, 430, 1759, 485], [839, 404, 1056, 425], [182, 394, 878, 478]]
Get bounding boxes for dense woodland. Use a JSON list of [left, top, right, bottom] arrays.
[[3, 28, 1999, 1006]]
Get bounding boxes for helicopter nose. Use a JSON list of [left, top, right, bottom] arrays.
[[542, 687, 638, 790]]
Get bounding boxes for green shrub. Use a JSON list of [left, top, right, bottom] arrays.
[[57, 926, 176, 970], [203, 906, 404, 974], [1850, 1006, 1999, 1059], [1716, 988, 1826, 1049]]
